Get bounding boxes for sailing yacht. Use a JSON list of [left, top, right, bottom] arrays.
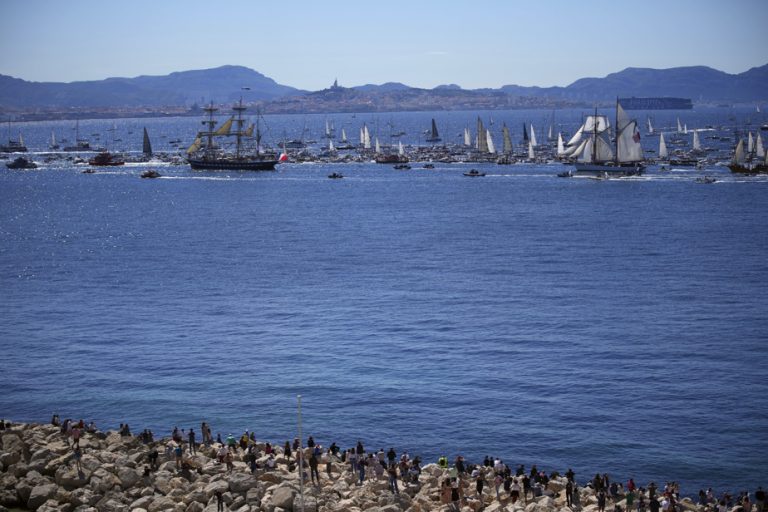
[[571, 101, 645, 177], [425, 118, 441, 142], [1, 119, 28, 153]]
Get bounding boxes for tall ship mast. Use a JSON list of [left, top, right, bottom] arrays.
[[186, 99, 278, 171]]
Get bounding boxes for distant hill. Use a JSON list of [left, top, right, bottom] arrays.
[[0, 63, 765, 116], [0, 65, 301, 109], [494, 64, 768, 103]]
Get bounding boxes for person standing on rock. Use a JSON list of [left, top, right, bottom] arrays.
[[174, 443, 183, 469], [389, 464, 400, 494], [357, 454, 367, 485], [284, 441, 292, 462], [755, 487, 765, 512], [598, 490, 607, 512], [566, 479, 574, 507], [73, 445, 82, 472], [188, 428, 196, 455], [476, 473, 485, 499], [215, 490, 225, 512], [309, 451, 320, 485]]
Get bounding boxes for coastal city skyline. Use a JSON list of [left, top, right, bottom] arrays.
[[1, 0, 766, 91]]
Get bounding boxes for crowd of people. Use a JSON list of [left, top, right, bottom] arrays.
[[36, 415, 765, 512]]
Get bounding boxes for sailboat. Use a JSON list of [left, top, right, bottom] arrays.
[[647, 117, 654, 135], [529, 124, 537, 147], [63, 120, 92, 152], [571, 101, 645, 177], [528, 141, 535, 161], [49, 131, 60, 150], [186, 100, 278, 171], [486, 130, 496, 154], [1, 119, 28, 153], [692, 130, 702, 152], [502, 124, 513, 155], [729, 137, 768, 174], [463, 127, 471, 147], [142, 127, 153, 158], [658, 133, 668, 160], [425, 118, 441, 142]]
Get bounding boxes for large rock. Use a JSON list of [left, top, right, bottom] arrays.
[[269, 486, 295, 511], [228, 473, 258, 494], [147, 496, 177, 511], [130, 495, 155, 510], [203, 481, 229, 498], [55, 466, 90, 490], [184, 502, 204, 512], [27, 483, 59, 510], [117, 467, 141, 489]]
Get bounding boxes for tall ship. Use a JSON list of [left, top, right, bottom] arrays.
[[186, 100, 278, 171], [564, 101, 645, 177], [618, 97, 693, 110], [728, 137, 768, 174], [2, 119, 28, 153]]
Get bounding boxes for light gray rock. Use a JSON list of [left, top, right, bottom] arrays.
[[228, 473, 258, 494], [184, 502, 204, 512], [203, 480, 229, 498], [117, 467, 141, 489], [269, 486, 295, 511], [55, 466, 90, 490], [27, 483, 59, 510]]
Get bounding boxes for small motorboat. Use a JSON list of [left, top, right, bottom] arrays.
[[423, 163, 435, 169], [6, 157, 37, 169], [81, 168, 97, 174], [141, 169, 161, 179], [327, 172, 343, 179], [557, 170, 572, 178], [393, 164, 411, 170], [463, 169, 485, 177], [695, 176, 717, 184]]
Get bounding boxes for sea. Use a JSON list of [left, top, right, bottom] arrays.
[[1, 107, 767, 496]]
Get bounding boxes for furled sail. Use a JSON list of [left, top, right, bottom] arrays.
[[476, 117, 488, 153], [502, 124, 513, 154]]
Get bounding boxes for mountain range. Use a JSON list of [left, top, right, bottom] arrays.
[[0, 64, 765, 115]]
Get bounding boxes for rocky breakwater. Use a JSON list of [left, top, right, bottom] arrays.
[[0, 421, 706, 512]]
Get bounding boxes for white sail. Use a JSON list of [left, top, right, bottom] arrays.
[[50, 131, 56, 147], [571, 138, 589, 161], [476, 117, 488, 152], [566, 125, 583, 148], [659, 132, 668, 159], [747, 132, 754, 154], [374, 137, 380, 154], [677, 118, 683, 133], [398, 140, 404, 156], [486, 129, 496, 154], [733, 139, 745, 165], [616, 120, 643, 162], [329, 139, 335, 151], [578, 139, 594, 163], [683, 124, 688, 135], [463, 127, 471, 147], [583, 115, 610, 133], [647, 117, 654, 135], [528, 141, 535, 160], [363, 125, 371, 149], [325, 120, 330, 137], [556, 132, 565, 156], [756, 132, 765, 158], [548, 125, 553, 140], [19, 133, 24, 146], [692, 130, 701, 151], [341, 128, 347, 142], [530, 124, 537, 147], [360, 127, 364, 145], [595, 132, 615, 162]]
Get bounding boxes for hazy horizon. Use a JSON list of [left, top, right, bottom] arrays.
[[1, 0, 766, 90]]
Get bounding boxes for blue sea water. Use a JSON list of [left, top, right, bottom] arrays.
[[1, 108, 767, 495]]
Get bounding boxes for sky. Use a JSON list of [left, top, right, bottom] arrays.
[[1, 0, 766, 90]]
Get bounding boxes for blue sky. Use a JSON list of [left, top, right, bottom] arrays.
[[1, 0, 766, 90]]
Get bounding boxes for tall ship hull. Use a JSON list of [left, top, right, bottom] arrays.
[[573, 162, 645, 177], [187, 157, 278, 171]]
